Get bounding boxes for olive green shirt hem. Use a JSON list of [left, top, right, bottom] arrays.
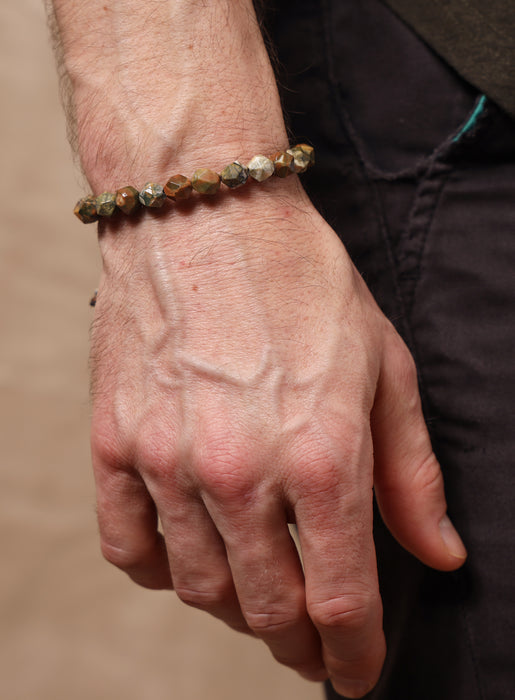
[[381, 0, 515, 118]]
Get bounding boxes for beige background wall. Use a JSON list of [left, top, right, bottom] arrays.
[[0, 2, 322, 699]]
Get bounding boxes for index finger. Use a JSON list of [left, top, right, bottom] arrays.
[[291, 440, 386, 698]]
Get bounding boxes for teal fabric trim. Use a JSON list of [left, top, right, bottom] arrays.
[[453, 95, 487, 142]]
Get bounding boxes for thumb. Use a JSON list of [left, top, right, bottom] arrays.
[[371, 329, 467, 571]]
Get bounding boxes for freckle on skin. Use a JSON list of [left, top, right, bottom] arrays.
[[192, 284, 198, 292]]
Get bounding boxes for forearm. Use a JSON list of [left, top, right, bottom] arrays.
[[46, 0, 287, 191]]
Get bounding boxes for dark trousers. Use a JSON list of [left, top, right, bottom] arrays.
[[265, 1, 515, 697]]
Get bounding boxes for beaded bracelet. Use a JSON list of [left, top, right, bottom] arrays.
[[74, 144, 314, 224]]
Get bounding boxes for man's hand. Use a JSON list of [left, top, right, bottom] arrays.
[[47, 0, 467, 696], [90, 180, 466, 698]]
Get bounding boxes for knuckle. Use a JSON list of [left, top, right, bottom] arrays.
[[290, 438, 342, 496], [100, 540, 147, 571], [301, 460, 342, 500], [291, 447, 364, 509], [91, 426, 128, 471], [133, 423, 174, 465], [174, 580, 232, 611], [133, 425, 178, 478], [195, 436, 255, 504], [413, 452, 444, 495], [244, 589, 306, 635], [289, 426, 372, 503], [244, 609, 299, 635], [308, 592, 377, 633]]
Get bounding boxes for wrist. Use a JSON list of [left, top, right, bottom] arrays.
[[95, 175, 321, 274], [78, 118, 290, 194]]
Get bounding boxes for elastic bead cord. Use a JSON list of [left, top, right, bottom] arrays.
[[73, 144, 315, 224]]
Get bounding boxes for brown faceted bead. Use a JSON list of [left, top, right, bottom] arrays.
[[139, 183, 167, 208], [297, 143, 315, 167], [115, 186, 140, 214], [287, 144, 315, 173], [220, 162, 249, 189], [96, 192, 117, 217], [271, 151, 295, 178], [74, 195, 98, 224], [248, 155, 275, 182], [192, 168, 221, 195], [164, 174, 193, 201]]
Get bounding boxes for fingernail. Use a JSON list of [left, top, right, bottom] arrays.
[[439, 514, 467, 560], [333, 679, 372, 698]]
